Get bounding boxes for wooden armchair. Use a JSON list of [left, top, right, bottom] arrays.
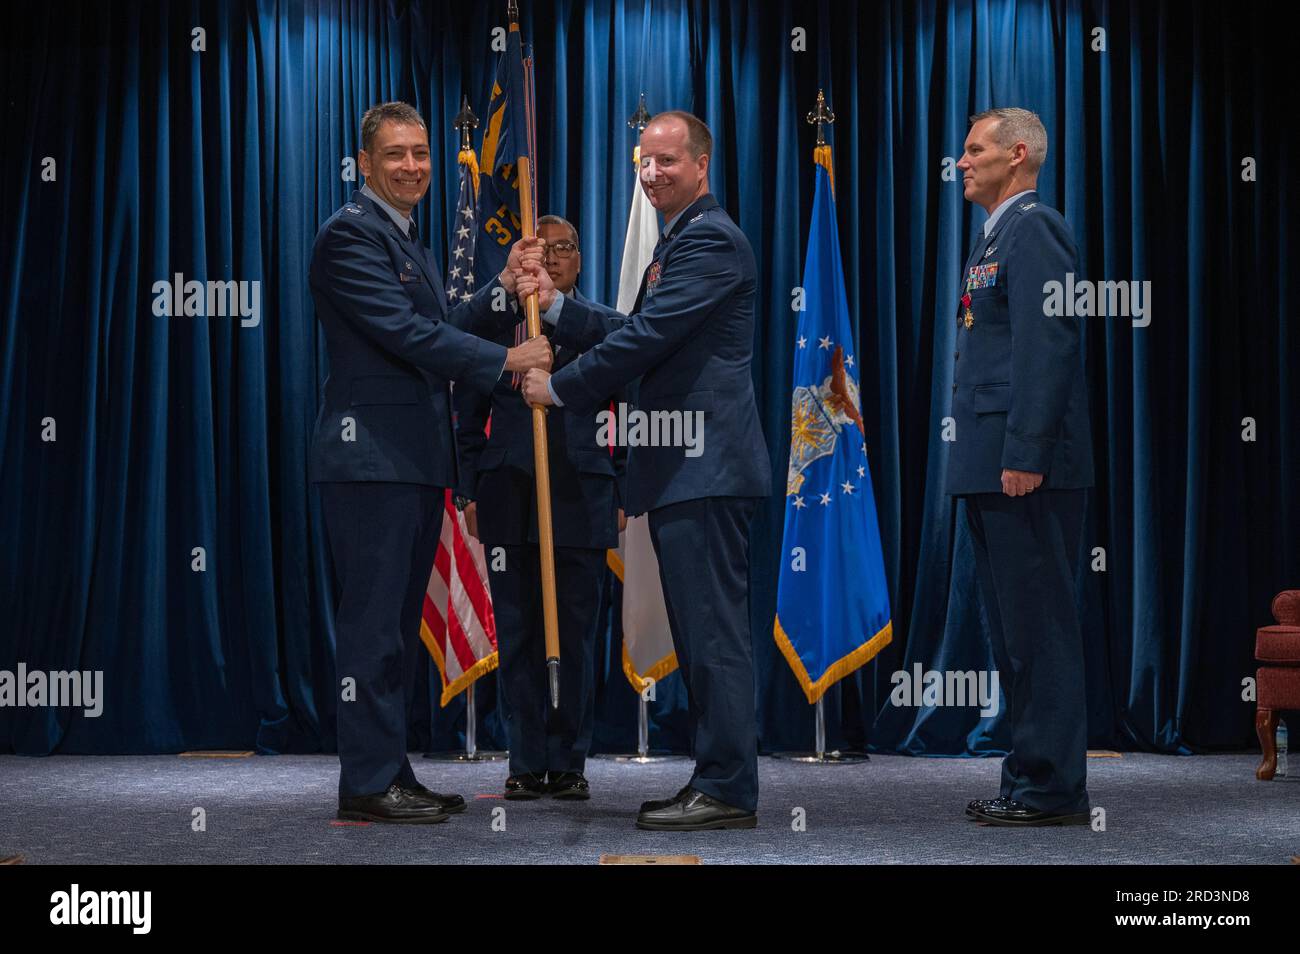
[[1255, 589, 1300, 780]]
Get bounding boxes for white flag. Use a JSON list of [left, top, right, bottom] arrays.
[[612, 153, 677, 691]]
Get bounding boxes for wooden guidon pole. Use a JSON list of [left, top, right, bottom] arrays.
[[508, 1, 561, 709]]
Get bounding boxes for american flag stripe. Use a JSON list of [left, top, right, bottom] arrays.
[[450, 527, 495, 654], [422, 491, 499, 705]]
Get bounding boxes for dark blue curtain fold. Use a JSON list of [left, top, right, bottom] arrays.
[[1, 0, 1294, 758]]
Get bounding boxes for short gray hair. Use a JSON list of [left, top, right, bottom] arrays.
[[537, 214, 579, 248], [969, 107, 1047, 175], [361, 101, 427, 153]]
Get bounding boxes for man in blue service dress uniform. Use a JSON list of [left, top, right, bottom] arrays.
[[455, 215, 626, 802], [521, 111, 771, 831], [950, 108, 1094, 826], [309, 102, 552, 824]]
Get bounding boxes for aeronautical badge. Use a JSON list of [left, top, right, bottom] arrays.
[[399, 260, 420, 283], [984, 245, 997, 258], [646, 260, 662, 291]]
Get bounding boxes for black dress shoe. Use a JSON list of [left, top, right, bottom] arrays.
[[408, 782, 467, 814], [504, 773, 547, 800], [971, 798, 1090, 827], [638, 785, 691, 814], [635, 788, 757, 831], [337, 783, 450, 824], [547, 771, 590, 800], [965, 795, 1013, 819]]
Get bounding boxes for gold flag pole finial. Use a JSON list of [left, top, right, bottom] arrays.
[[628, 92, 652, 132], [628, 92, 651, 166], [453, 94, 479, 153], [806, 88, 835, 146], [807, 89, 836, 193]]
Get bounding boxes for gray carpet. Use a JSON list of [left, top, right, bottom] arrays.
[[1, 752, 1296, 864]]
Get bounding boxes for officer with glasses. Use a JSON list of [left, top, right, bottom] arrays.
[[454, 214, 627, 802]]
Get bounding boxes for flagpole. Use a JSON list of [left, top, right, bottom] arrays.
[[771, 91, 868, 766], [425, 99, 508, 765], [506, 0, 561, 710], [626, 92, 663, 758]]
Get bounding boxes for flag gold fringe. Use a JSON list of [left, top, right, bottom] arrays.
[[606, 546, 679, 692], [421, 616, 500, 708], [773, 614, 892, 705], [813, 143, 835, 197], [621, 642, 678, 695], [458, 148, 480, 199]]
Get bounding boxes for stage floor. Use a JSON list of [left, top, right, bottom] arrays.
[[1, 752, 1295, 864]]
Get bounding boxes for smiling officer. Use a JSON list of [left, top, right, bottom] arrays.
[[519, 111, 771, 831], [949, 107, 1094, 826], [309, 101, 551, 824]]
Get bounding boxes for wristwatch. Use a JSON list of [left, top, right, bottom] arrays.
[[454, 494, 473, 512]]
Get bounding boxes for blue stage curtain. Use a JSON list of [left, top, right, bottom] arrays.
[[1, 0, 1294, 759]]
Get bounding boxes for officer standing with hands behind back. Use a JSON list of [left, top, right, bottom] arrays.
[[948, 107, 1094, 827]]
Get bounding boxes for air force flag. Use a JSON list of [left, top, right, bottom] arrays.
[[774, 154, 893, 704]]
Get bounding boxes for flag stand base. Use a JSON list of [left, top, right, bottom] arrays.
[[592, 695, 689, 763], [423, 751, 509, 763], [769, 751, 869, 764], [422, 682, 509, 761], [770, 699, 870, 764]]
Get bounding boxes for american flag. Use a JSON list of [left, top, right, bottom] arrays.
[[418, 150, 500, 706]]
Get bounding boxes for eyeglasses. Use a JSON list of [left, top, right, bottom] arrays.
[[543, 241, 578, 260]]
